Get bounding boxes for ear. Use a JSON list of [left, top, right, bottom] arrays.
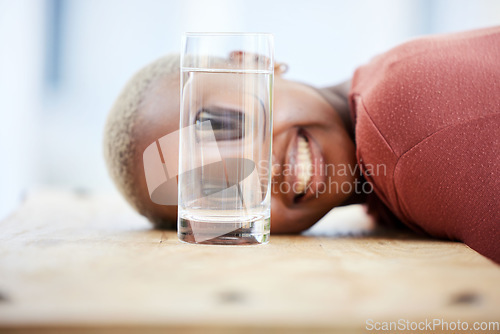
[[274, 63, 289, 76]]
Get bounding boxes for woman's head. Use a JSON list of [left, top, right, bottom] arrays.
[[104, 54, 358, 233]]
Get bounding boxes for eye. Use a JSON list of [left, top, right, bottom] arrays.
[[195, 107, 244, 141]]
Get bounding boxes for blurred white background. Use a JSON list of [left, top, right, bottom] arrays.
[[1, 0, 499, 220]]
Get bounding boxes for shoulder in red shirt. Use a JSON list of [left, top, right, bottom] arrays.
[[348, 27, 500, 263]]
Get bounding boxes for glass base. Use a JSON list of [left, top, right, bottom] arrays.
[[178, 216, 270, 245]]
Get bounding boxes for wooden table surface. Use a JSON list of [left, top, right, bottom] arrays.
[[1, 189, 499, 333]]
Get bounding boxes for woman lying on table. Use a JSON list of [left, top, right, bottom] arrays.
[[104, 26, 500, 263]]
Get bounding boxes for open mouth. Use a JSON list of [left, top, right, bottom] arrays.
[[294, 131, 313, 201], [287, 128, 325, 204]]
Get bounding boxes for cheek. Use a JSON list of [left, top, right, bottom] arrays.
[[322, 131, 358, 194], [272, 102, 293, 135], [273, 86, 306, 133], [269, 192, 334, 234]]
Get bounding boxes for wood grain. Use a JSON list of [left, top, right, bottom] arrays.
[[0, 189, 499, 333]]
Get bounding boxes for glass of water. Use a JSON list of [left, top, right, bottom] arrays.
[[178, 33, 274, 245]]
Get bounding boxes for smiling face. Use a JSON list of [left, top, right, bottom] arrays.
[[270, 76, 357, 233], [105, 58, 358, 233]]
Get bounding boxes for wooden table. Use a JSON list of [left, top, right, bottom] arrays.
[[1, 189, 499, 333]]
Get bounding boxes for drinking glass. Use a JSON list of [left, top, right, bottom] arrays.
[[178, 33, 274, 245]]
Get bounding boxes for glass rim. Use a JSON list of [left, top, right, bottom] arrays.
[[183, 32, 273, 37]]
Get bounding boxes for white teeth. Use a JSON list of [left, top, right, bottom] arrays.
[[295, 135, 313, 194]]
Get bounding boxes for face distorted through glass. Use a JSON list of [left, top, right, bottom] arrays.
[[106, 56, 358, 233]]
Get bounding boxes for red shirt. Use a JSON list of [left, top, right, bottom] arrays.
[[349, 27, 500, 263]]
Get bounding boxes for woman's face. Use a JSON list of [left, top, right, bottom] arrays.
[[270, 76, 357, 232], [138, 74, 357, 233]]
